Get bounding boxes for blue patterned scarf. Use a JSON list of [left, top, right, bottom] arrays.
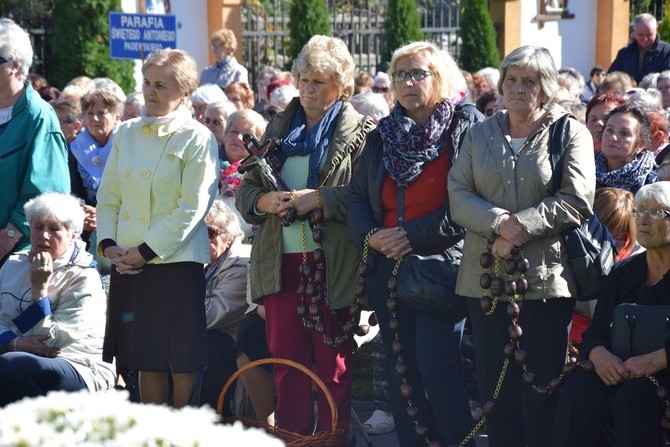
[[595, 150, 656, 192], [275, 101, 343, 188], [378, 100, 454, 189]]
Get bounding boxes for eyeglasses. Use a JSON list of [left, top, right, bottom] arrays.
[[0, 57, 10, 65], [205, 118, 224, 126], [372, 86, 389, 93], [631, 208, 670, 220], [207, 226, 222, 239], [485, 108, 495, 117], [391, 69, 433, 83]]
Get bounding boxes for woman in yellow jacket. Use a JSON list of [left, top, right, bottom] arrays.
[[97, 48, 218, 408]]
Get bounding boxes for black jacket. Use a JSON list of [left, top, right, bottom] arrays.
[[347, 100, 483, 256], [609, 36, 670, 83]]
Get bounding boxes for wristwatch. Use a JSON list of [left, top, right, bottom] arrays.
[[4, 227, 20, 240]]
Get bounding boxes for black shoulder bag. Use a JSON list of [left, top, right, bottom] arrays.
[[548, 115, 616, 302], [395, 187, 466, 318]]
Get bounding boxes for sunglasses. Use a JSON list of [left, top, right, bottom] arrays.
[[207, 226, 222, 239], [205, 118, 224, 126], [0, 57, 11, 65], [372, 86, 389, 93], [391, 69, 433, 83]]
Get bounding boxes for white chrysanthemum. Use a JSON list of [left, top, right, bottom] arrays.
[[0, 390, 284, 447]]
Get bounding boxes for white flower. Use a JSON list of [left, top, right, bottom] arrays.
[[0, 389, 284, 447]]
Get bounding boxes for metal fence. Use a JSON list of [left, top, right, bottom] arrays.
[[241, 0, 461, 86]]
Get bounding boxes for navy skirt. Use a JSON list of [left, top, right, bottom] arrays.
[[103, 262, 207, 373]]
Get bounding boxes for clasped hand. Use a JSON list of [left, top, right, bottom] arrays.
[[492, 214, 529, 259], [369, 227, 412, 260], [12, 334, 61, 358], [258, 189, 318, 218], [589, 345, 667, 386], [105, 246, 146, 275]]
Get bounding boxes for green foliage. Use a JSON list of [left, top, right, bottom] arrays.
[[47, 0, 134, 92], [660, 4, 670, 44], [458, 0, 500, 72], [382, 0, 422, 68], [287, 0, 332, 63]]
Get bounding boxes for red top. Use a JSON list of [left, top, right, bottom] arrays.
[[381, 150, 451, 228]]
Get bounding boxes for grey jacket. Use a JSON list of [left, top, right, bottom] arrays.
[[448, 104, 596, 300], [235, 98, 374, 308]]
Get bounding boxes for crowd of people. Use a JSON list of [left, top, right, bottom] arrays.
[[4, 9, 670, 447]]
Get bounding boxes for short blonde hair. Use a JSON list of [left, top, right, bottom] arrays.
[[81, 88, 124, 116], [291, 35, 356, 101], [210, 28, 237, 52], [142, 48, 199, 96], [388, 41, 467, 106]]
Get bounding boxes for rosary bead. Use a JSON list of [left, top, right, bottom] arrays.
[[504, 258, 517, 275], [368, 312, 378, 326], [387, 276, 398, 292], [504, 279, 517, 296], [313, 247, 324, 262], [358, 261, 370, 277], [310, 207, 324, 224], [561, 362, 577, 376], [414, 425, 428, 439], [309, 303, 319, 315], [354, 282, 366, 297], [549, 377, 563, 393], [479, 272, 493, 289], [490, 276, 505, 296], [343, 320, 356, 335], [349, 302, 362, 317], [302, 263, 313, 277], [517, 257, 530, 273], [392, 340, 403, 355], [482, 400, 495, 417], [355, 324, 369, 337], [511, 246, 521, 256], [406, 406, 419, 420], [388, 318, 399, 332], [515, 277, 529, 294], [522, 371, 536, 385], [386, 297, 398, 312], [506, 301, 520, 318], [503, 342, 516, 357], [657, 385, 668, 401], [312, 227, 324, 243], [534, 385, 549, 395], [479, 295, 493, 313], [508, 323, 523, 340], [395, 362, 407, 377], [315, 321, 325, 333], [479, 252, 493, 269], [314, 267, 325, 284], [297, 303, 307, 316], [324, 336, 334, 347], [305, 282, 316, 296], [297, 282, 306, 294], [305, 320, 315, 331], [514, 349, 527, 365], [314, 290, 325, 303], [400, 383, 413, 399]]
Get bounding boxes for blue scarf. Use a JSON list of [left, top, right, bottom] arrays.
[[275, 101, 343, 188]]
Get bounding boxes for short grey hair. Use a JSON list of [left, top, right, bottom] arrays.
[[635, 181, 670, 210], [192, 83, 227, 105], [25, 193, 84, 235], [350, 91, 390, 122], [125, 91, 145, 108], [224, 109, 267, 139], [0, 18, 33, 79], [635, 13, 657, 28], [205, 199, 244, 242], [497, 46, 559, 102]]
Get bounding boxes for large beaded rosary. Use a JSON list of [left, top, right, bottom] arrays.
[[295, 189, 368, 348]]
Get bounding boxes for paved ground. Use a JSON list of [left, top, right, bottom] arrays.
[[350, 400, 489, 447]]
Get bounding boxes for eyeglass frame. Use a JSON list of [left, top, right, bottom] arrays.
[[207, 226, 223, 239], [371, 86, 390, 93], [390, 69, 434, 83], [0, 57, 11, 65], [631, 208, 670, 220]]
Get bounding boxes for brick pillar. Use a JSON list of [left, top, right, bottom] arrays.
[[207, 0, 243, 64]]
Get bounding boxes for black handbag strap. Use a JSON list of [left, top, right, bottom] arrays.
[[397, 187, 405, 227], [548, 114, 572, 194]]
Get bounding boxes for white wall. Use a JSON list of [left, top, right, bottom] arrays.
[[120, 0, 209, 92], [519, 0, 598, 80]]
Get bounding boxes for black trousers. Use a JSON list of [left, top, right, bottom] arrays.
[[467, 297, 575, 447], [553, 370, 666, 447]]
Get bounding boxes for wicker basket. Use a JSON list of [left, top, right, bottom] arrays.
[[216, 357, 347, 446]]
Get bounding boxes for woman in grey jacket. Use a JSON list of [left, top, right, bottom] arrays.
[[448, 46, 596, 447]]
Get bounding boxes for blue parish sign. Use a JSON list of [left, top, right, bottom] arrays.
[[109, 12, 177, 60]]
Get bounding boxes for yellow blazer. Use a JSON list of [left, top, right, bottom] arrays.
[[97, 108, 218, 264]]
